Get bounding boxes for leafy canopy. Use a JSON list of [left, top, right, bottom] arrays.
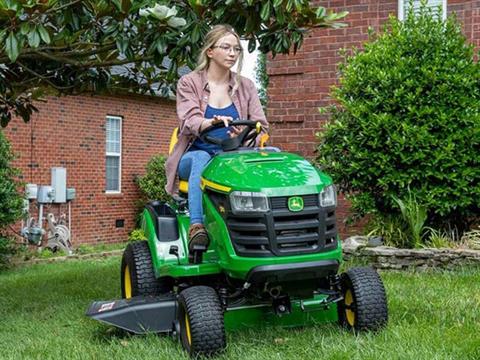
[[316, 5, 480, 232], [0, 0, 347, 126]]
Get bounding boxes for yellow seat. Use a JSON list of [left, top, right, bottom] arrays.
[[169, 127, 189, 194]]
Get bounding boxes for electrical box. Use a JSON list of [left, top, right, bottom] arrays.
[[51, 167, 66, 203], [25, 184, 38, 200], [37, 186, 55, 203], [66, 188, 76, 201]]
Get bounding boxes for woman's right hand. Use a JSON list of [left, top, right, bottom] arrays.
[[201, 116, 232, 132]]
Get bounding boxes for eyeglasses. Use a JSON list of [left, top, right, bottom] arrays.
[[212, 44, 243, 54]]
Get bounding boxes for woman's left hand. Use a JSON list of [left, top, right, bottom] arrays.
[[228, 125, 244, 138]]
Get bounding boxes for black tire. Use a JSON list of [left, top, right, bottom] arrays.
[[178, 286, 226, 357], [120, 241, 172, 298], [337, 266, 388, 331]]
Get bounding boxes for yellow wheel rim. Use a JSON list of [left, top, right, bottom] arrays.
[[124, 264, 132, 299], [345, 289, 355, 326], [185, 313, 192, 346]]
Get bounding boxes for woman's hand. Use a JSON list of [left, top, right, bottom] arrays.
[[213, 115, 232, 128], [200, 115, 232, 132], [228, 125, 244, 138]]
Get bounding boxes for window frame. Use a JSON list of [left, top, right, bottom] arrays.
[[398, 0, 447, 21], [105, 115, 122, 194]]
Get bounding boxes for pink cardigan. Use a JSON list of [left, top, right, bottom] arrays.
[[164, 69, 268, 195]]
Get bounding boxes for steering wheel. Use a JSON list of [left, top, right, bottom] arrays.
[[198, 119, 262, 151]]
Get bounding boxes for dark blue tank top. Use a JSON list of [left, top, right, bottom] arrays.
[[189, 103, 240, 155]]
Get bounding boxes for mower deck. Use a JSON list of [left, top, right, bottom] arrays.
[[86, 293, 339, 334]]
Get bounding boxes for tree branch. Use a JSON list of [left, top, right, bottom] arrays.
[[45, 0, 83, 14], [17, 62, 76, 91]]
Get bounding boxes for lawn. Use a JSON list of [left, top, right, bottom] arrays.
[[0, 257, 479, 360]]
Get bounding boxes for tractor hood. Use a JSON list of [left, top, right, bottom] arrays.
[[201, 151, 332, 197]]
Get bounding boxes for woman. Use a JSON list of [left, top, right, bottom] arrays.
[[165, 24, 268, 254]]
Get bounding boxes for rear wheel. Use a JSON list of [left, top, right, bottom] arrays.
[[337, 267, 388, 331], [178, 286, 226, 357], [120, 241, 172, 298]]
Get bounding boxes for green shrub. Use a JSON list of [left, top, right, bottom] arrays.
[[0, 131, 24, 229], [317, 4, 480, 235], [136, 154, 170, 203], [128, 228, 146, 242], [0, 131, 23, 269], [0, 235, 17, 270]]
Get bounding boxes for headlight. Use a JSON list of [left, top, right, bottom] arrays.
[[320, 185, 337, 207], [229, 191, 269, 213]]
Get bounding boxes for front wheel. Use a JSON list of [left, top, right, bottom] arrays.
[[337, 267, 388, 331], [178, 286, 226, 357], [120, 241, 172, 298]]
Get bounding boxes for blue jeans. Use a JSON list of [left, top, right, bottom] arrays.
[[178, 150, 212, 225]]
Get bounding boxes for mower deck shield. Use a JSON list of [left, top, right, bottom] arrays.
[[86, 294, 177, 334]]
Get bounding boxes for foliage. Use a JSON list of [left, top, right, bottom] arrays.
[[0, 0, 347, 127], [0, 131, 24, 229], [316, 4, 480, 234], [255, 52, 268, 109], [366, 214, 411, 248], [460, 228, 480, 250], [128, 228, 146, 242], [392, 190, 427, 248], [0, 235, 17, 270], [136, 154, 169, 203], [424, 228, 455, 249]]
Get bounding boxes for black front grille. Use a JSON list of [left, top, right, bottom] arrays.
[[220, 193, 337, 257]]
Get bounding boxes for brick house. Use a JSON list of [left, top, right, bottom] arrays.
[[3, 0, 479, 245], [266, 0, 480, 234], [4, 94, 178, 244]]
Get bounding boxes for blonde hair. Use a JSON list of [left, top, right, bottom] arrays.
[[195, 24, 244, 94]]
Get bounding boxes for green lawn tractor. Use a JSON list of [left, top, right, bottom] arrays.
[[86, 121, 388, 357]]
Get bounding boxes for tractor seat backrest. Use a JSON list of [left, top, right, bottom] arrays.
[[169, 127, 179, 155], [169, 127, 189, 194]]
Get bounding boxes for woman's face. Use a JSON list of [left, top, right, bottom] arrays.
[[207, 33, 242, 70]]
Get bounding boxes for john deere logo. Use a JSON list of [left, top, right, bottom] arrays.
[[288, 196, 304, 212]]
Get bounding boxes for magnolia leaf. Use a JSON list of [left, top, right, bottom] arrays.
[[5, 32, 20, 62], [20, 22, 30, 35], [260, 1, 271, 21], [27, 28, 40, 48], [248, 37, 256, 53], [155, 38, 167, 54], [38, 24, 51, 44]]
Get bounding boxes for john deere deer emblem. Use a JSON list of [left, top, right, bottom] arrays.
[[288, 196, 304, 212]]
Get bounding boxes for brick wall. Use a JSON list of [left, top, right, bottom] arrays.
[[3, 94, 177, 245], [267, 0, 480, 237]]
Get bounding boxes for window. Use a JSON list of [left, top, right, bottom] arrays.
[[105, 116, 122, 193], [398, 0, 447, 21]]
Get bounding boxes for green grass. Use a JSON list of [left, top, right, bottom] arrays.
[[16, 242, 126, 261], [1, 258, 479, 360]]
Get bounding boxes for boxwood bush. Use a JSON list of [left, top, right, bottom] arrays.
[[0, 131, 24, 268], [316, 6, 480, 234], [0, 131, 23, 229], [136, 154, 170, 203]]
